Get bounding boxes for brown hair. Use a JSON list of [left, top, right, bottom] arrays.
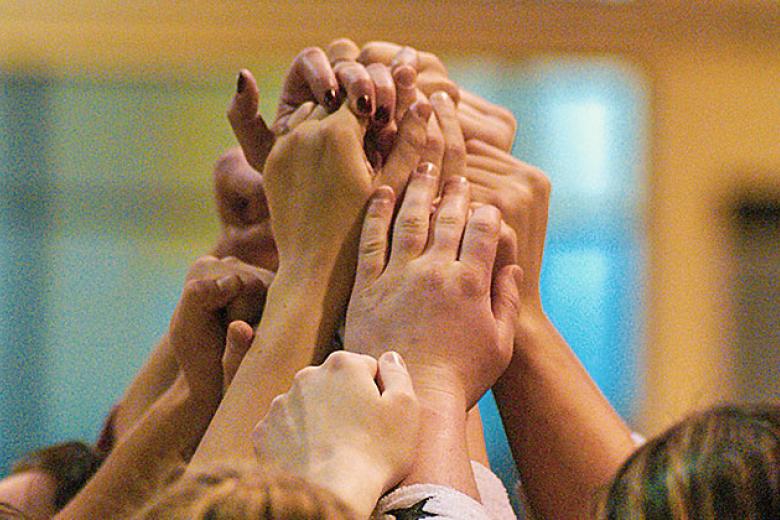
[[134, 465, 357, 520], [11, 441, 102, 511], [598, 403, 780, 519]]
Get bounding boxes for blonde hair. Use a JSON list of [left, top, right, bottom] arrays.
[[134, 465, 356, 520], [597, 403, 780, 519]]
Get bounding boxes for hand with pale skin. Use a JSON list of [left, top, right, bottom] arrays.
[[170, 255, 272, 407], [263, 98, 430, 316], [190, 80, 432, 468], [210, 147, 277, 271], [345, 166, 520, 501], [228, 44, 401, 176], [253, 350, 419, 520], [55, 327, 256, 520], [355, 40, 517, 151]]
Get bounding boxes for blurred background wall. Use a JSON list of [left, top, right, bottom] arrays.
[[1, 0, 778, 503]]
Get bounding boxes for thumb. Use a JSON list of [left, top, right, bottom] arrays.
[[492, 264, 522, 354], [213, 148, 269, 226], [376, 351, 415, 401], [222, 320, 254, 392]]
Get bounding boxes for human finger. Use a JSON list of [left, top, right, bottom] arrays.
[[431, 91, 466, 185], [458, 204, 501, 277], [376, 352, 416, 404], [213, 147, 268, 227], [366, 63, 395, 128], [492, 265, 522, 356], [333, 60, 375, 117], [377, 100, 432, 194], [419, 101, 445, 171], [460, 89, 517, 129], [284, 101, 317, 133], [354, 186, 395, 288], [326, 37, 361, 63], [227, 69, 275, 172], [357, 41, 406, 67], [222, 320, 254, 391], [393, 65, 418, 121], [458, 108, 515, 152], [388, 162, 440, 264], [426, 176, 470, 261], [275, 47, 340, 130]]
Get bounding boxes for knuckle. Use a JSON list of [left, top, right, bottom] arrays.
[[415, 266, 446, 293], [434, 212, 463, 229], [359, 235, 386, 257], [469, 213, 500, 236], [325, 350, 352, 370], [396, 213, 428, 237], [456, 266, 489, 299]]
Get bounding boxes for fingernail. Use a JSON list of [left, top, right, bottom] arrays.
[[324, 88, 338, 111], [411, 101, 432, 121], [430, 91, 451, 104], [394, 66, 416, 89], [356, 94, 372, 115], [216, 275, 238, 292], [415, 161, 437, 178], [374, 106, 390, 125], [386, 351, 406, 368], [371, 186, 394, 205], [236, 71, 246, 94]]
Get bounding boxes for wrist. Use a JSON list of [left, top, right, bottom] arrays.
[[303, 453, 386, 519]]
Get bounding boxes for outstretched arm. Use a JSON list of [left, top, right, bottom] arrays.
[[345, 168, 520, 501], [253, 350, 419, 519], [465, 139, 635, 519], [191, 86, 431, 467], [58, 257, 266, 519]]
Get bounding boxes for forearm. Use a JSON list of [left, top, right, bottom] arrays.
[[401, 378, 479, 501], [59, 377, 213, 519], [113, 334, 179, 441], [492, 313, 634, 520], [190, 266, 347, 467]]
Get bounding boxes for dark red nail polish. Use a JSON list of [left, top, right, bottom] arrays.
[[324, 89, 338, 110], [236, 71, 246, 94], [356, 95, 371, 115], [374, 106, 390, 125]]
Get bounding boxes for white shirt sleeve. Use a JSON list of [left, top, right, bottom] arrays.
[[372, 483, 493, 520], [472, 461, 516, 520]]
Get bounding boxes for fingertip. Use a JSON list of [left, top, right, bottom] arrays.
[[379, 351, 407, 370], [411, 99, 432, 122]]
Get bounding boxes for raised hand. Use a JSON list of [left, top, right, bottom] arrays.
[[344, 166, 521, 410], [253, 351, 419, 519], [169, 256, 272, 406], [357, 40, 517, 151], [210, 147, 277, 270]]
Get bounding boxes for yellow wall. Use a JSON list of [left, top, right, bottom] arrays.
[[644, 44, 780, 433], [2, 0, 779, 435]]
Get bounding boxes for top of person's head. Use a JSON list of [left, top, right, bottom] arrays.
[[10, 441, 102, 512], [598, 403, 779, 519], [134, 464, 357, 520], [0, 440, 102, 520]]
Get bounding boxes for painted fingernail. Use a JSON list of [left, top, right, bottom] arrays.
[[356, 94, 372, 115], [324, 88, 338, 110], [236, 71, 246, 94], [374, 105, 390, 125]]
